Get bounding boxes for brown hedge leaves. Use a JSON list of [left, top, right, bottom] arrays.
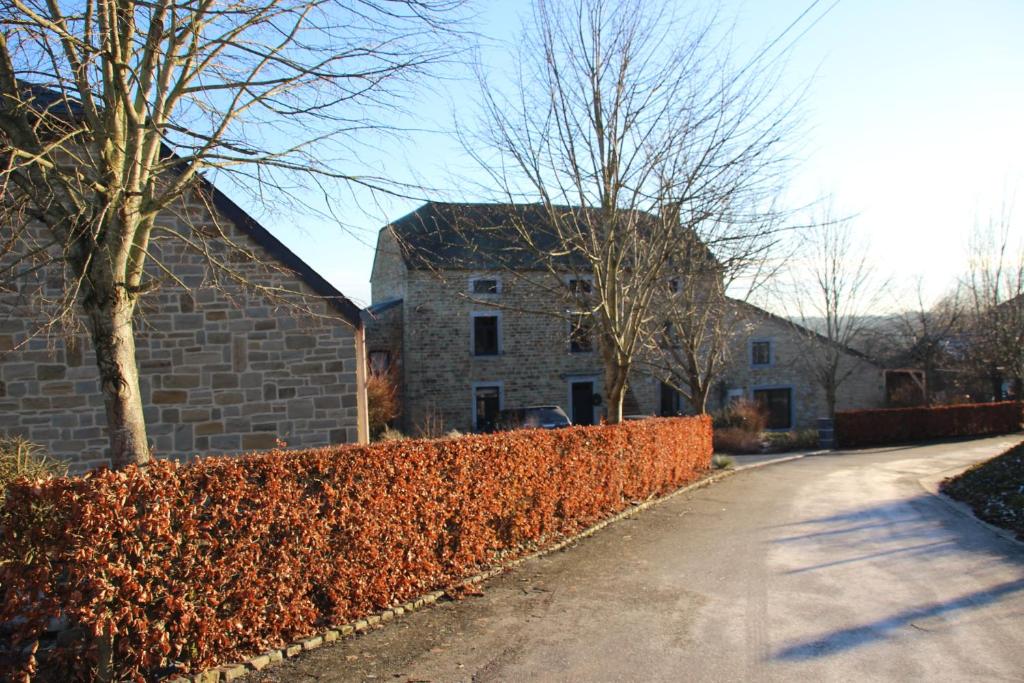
[[0, 416, 711, 680], [835, 401, 1022, 449]]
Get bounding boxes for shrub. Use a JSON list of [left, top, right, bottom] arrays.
[[712, 399, 766, 434], [711, 454, 735, 469], [0, 416, 711, 680], [0, 435, 67, 493], [763, 429, 819, 453], [713, 427, 763, 454], [366, 368, 400, 438], [835, 401, 1022, 449]]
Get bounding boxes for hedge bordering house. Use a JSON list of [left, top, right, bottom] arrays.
[[0, 416, 711, 680], [835, 401, 1022, 449]]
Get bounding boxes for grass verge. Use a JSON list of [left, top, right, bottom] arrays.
[[941, 442, 1024, 541]]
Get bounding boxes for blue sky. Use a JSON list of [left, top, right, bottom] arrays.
[[231, 0, 1024, 310]]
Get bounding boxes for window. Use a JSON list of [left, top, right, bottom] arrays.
[[568, 277, 592, 295], [753, 387, 792, 430], [473, 384, 502, 432], [751, 340, 772, 366], [569, 313, 594, 352], [668, 278, 680, 293], [472, 313, 500, 356], [470, 277, 500, 295]]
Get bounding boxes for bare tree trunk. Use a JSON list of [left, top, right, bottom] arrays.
[[83, 287, 150, 468], [604, 366, 628, 424]]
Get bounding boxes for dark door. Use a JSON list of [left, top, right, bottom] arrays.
[[753, 388, 792, 430], [475, 386, 500, 432], [571, 381, 595, 426], [660, 382, 681, 416]]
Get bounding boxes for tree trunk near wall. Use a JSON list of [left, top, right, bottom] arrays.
[[604, 366, 628, 424], [83, 286, 151, 468]]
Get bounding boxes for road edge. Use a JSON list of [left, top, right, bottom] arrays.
[[918, 464, 1024, 549]]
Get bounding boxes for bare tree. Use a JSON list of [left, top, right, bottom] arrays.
[[640, 220, 783, 415], [0, 0, 463, 467], [885, 282, 963, 405], [789, 211, 885, 417], [963, 208, 1024, 399], [460, 0, 797, 422]]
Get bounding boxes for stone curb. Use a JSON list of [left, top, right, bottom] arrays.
[[918, 464, 1024, 549], [170, 454, 805, 682]]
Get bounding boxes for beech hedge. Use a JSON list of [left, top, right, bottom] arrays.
[[834, 401, 1022, 449], [0, 416, 711, 680]]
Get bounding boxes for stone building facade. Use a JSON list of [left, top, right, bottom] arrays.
[[696, 302, 885, 429], [367, 202, 883, 435], [1, 181, 369, 472]]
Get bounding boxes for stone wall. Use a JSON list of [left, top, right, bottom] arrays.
[[0, 189, 367, 472], [387, 269, 608, 434], [709, 306, 885, 428], [369, 260, 884, 433]]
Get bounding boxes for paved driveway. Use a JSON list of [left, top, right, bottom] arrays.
[[252, 435, 1024, 682]]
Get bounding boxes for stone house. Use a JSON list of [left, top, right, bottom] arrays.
[[1, 178, 369, 472], [366, 201, 883, 434]]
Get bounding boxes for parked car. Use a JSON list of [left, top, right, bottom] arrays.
[[496, 405, 572, 431]]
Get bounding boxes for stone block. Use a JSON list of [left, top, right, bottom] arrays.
[[152, 390, 188, 404], [213, 391, 244, 406], [242, 433, 277, 450], [37, 364, 66, 381], [211, 373, 239, 389], [247, 654, 271, 671], [285, 643, 302, 658], [287, 400, 314, 419], [163, 374, 201, 389], [285, 335, 316, 350], [195, 421, 224, 436], [301, 635, 323, 650], [217, 663, 247, 681]]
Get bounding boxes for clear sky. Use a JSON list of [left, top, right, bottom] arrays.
[[229, 0, 1024, 311]]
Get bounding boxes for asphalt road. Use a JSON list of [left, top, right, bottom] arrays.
[[251, 435, 1024, 682]]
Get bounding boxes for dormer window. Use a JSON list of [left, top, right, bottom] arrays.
[[470, 277, 500, 295]]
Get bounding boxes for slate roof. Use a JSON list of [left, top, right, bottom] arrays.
[[387, 202, 624, 271], [9, 81, 362, 327]]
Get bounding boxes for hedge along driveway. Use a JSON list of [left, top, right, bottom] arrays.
[[0, 416, 712, 680], [835, 401, 1023, 449]]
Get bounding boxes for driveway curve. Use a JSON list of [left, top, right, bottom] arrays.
[[251, 435, 1024, 682]]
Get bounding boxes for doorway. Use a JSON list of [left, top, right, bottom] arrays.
[[570, 379, 595, 426]]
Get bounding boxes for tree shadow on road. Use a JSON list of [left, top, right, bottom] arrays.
[[766, 493, 1023, 662], [772, 578, 1024, 661]]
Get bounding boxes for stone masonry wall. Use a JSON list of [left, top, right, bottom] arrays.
[[370, 258, 884, 433], [0, 191, 364, 472], [710, 307, 885, 428], [396, 269, 608, 434]]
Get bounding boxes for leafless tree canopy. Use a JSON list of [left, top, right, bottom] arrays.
[[788, 210, 885, 416], [0, 0, 463, 467], [459, 0, 798, 422], [963, 209, 1024, 398]]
